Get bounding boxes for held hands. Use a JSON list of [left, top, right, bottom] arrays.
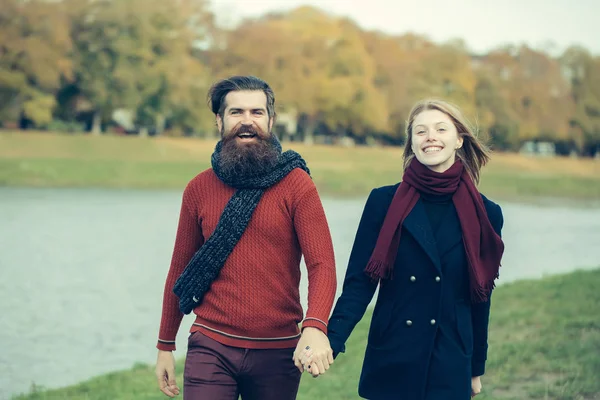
[[155, 350, 180, 397], [292, 327, 334, 378], [471, 376, 482, 397]]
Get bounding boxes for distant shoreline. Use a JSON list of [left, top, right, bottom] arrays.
[[2, 131, 600, 202]]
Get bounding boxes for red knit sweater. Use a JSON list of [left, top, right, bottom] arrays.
[[157, 168, 337, 351]]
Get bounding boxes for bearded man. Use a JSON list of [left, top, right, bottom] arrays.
[[154, 76, 337, 399]]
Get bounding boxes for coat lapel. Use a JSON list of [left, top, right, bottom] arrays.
[[402, 200, 441, 272]]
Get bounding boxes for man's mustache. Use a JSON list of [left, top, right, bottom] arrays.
[[231, 124, 262, 136]]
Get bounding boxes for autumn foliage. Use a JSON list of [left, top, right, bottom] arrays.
[[1, 1, 599, 156]]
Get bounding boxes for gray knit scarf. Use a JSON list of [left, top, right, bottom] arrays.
[[173, 138, 310, 314]]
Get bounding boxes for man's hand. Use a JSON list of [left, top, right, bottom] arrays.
[[292, 327, 334, 377], [155, 350, 180, 397], [471, 376, 482, 397]]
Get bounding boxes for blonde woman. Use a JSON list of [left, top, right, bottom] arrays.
[[308, 99, 505, 399]]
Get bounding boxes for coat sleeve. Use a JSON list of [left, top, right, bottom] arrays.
[[471, 201, 504, 376], [327, 188, 388, 358]]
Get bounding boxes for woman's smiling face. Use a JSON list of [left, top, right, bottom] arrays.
[[411, 109, 464, 173]]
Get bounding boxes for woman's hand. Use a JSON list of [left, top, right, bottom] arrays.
[[471, 376, 482, 397]]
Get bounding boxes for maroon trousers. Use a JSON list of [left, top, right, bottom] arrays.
[[184, 332, 301, 400]]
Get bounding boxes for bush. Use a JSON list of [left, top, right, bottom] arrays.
[[45, 120, 86, 133]]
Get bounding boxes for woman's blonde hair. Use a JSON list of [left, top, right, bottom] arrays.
[[402, 99, 490, 184]]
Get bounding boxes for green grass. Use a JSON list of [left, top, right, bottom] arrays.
[[1, 131, 600, 202], [12, 268, 600, 400]]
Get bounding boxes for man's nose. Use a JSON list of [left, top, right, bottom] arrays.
[[241, 112, 253, 125]]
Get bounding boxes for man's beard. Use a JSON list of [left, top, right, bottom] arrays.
[[218, 124, 281, 178]]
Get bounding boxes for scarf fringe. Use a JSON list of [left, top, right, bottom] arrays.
[[365, 259, 392, 281], [471, 279, 496, 303]]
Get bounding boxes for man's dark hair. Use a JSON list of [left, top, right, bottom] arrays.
[[208, 76, 276, 120]]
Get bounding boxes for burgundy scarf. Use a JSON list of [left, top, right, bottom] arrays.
[[364, 158, 505, 302]]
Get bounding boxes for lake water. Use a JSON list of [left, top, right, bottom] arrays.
[[1, 187, 599, 399]]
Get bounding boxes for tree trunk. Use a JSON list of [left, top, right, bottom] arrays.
[[91, 112, 102, 135], [155, 114, 166, 136], [303, 118, 315, 145]]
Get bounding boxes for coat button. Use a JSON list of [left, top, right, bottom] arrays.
[[435, 276, 441, 282], [410, 276, 416, 282], [430, 319, 436, 325], [406, 320, 413, 326]]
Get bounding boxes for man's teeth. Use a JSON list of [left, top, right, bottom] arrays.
[[424, 147, 442, 153]]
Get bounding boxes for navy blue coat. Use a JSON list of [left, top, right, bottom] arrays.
[[328, 183, 504, 400]]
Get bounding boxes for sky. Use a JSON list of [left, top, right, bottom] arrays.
[[211, 0, 599, 56]]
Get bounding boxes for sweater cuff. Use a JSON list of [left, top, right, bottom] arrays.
[[157, 339, 177, 352], [301, 317, 328, 335]]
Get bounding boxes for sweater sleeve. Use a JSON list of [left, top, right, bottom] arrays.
[[156, 184, 204, 351], [327, 189, 383, 358], [293, 181, 337, 335], [472, 202, 504, 376]]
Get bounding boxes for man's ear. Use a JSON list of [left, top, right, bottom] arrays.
[[216, 115, 223, 134], [269, 115, 275, 132]]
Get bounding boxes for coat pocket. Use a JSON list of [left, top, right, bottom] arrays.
[[455, 301, 474, 356]]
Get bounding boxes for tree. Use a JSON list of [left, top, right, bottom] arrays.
[[0, 0, 73, 126], [473, 69, 519, 150], [478, 46, 573, 149], [210, 6, 389, 142], [561, 47, 600, 156], [66, 0, 215, 134], [411, 41, 478, 117]]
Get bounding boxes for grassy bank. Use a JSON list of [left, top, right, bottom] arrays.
[[1, 131, 600, 202], [13, 268, 600, 400]]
